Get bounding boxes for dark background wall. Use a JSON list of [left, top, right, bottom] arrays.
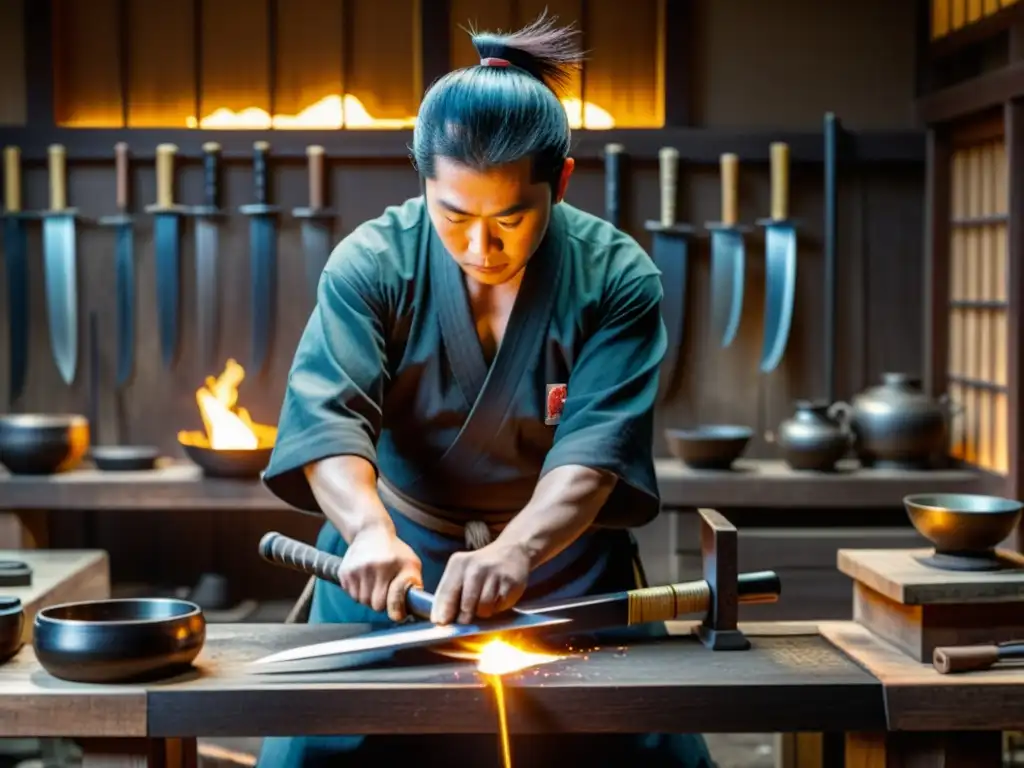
[[0, 0, 926, 596]]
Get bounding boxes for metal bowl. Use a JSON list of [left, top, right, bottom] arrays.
[[0, 414, 90, 475], [0, 597, 24, 663], [33, 598, 206, 683], [903, 493, 1023, 554], [90, 445, 161, 471], [664, 425, 753, 470], [180, 441, 272, 479]]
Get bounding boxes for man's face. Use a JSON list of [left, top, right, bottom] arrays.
[[425, 156, 574, 287]]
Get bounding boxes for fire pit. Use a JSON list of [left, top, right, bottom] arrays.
[[178, 360, 276, 479]]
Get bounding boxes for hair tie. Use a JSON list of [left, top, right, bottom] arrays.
[[480, 57, 511, 67]]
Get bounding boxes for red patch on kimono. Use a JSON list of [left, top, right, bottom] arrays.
[[546, 383, 567, 425]]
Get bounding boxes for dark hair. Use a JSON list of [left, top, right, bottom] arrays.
[[411, 11, 583, 190]]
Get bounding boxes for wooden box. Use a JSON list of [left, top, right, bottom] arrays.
[[838, 547, 1024, 662]]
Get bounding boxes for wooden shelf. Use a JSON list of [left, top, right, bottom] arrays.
[[0, 459, 982, 512], [0, 126, 926, 164]]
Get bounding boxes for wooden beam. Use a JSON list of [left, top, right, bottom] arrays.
[[1005, 100, 1024, 508], [922, 126, 951, 401], [917, 60, 1024, 124], [928, 2, 1024, 60], [661, 0, 692, 126], [0, 126, 925, 164]]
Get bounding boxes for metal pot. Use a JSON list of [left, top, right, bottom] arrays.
[[0, 414, 90, 475], [777, 400, 851, 471], [838, 373, 958, 470]]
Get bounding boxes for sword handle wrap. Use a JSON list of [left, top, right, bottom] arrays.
[[658, 146, 679, 227], [202, 142, 221, 209], [625, 570, 781, 625], [48, 144, 66, 212], [114, 142, 129, 212], [721, 153, 738, 226], [4, 146, 20, 213], [155, 143, 178, 208], [603, 143, 623, 228], [307, 145, 325, 210], [258, 531, 344, 586], [253, 141, 270, 205], [770, 142, 789, 221]]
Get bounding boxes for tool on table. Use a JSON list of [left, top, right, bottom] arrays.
[[292, 145, 335, 304], [757, 142, 798, 373], [97, 142, 138, 388], [603, 142, 625, 228], [643, 147, 694, 402], [2, 146, 33, 403], [240, 141, 280, 376], [249, 513, 781, 673], [933, 640, 1024, 674], [0, 560, 31, 587], [146, 143, 186, 370], [706, 153, 748, 348], [823, 113, 839, 402], [41, 144, 81, 385], [190, 142, 225, 374]]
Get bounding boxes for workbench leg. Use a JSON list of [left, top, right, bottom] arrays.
[[845, 731, 1003, 767], [80, 738, 198, 767], [0, 510, 49, 549], [774, 733, 823, 768]]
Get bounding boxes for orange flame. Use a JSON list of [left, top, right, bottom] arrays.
[[177, 359, 277, 450]]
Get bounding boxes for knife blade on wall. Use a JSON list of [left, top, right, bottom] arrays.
[[190, 141, 225, 375], [757, 142, 798, 373], [2, 145, 32, 403], [706, 153, 749, 348], [40, 144, 80, 385], [145, 143, 186, 370], [292, 144, 335, 305], [240, 141, 280, 376]]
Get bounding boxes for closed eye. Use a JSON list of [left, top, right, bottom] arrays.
[[498, 218, 523, 229]]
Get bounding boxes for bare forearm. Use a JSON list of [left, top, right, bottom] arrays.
[[495, 465, 617, 570], [304, 455, 394, 544]]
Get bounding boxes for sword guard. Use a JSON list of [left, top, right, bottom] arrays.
[[755, 216, 799, 228], [38, 208, 82, 220], [643, 220, 697, 237], [144, 203, 188, 215], [704, 221, 753, 234], [240, 203, 281, 216], [0, 211, 39, 221], [187, 205, 226, 218], [292, 206, 336, 219], [97, 213, 135, 227]]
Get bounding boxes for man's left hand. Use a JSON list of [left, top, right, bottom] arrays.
[[431, 540, 530, 625]]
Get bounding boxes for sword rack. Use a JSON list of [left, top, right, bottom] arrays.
[[693, 507, 755, 651]]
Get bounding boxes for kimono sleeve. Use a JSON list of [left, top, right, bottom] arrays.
[[541, 271, 667, 528], [261, 241, 390, 514]]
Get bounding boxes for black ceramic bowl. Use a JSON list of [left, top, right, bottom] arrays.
[[0, 597, 25, 663], [664, 425, 753, 470], [0, 414, 90, 475], [33, 598, 206, 684], [90, 445, 161, 472], [180, 441, 272, 479], [904, 493, 1023, 554]]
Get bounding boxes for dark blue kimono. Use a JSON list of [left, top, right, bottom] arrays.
[[258, 197, 714, 767]]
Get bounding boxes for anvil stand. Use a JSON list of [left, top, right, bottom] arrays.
[[693, 507, 752, 650]]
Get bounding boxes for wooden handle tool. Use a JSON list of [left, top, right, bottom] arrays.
[[155, 143, 178, 209], [933, 640, 1024, 674], [114, 142, 130, 212], [48, 144, 67, 212], [721, 153, 738, 227], [770, 142, 789, 221], [659, 146, 680, 227], [307, 145, 325, 210], [3, 146, 21, 214]]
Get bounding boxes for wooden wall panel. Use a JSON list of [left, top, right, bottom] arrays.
[[126, 0, 195, 128], [52, 0, 121, 127], [199, 0, 271, 128], [345, 0, 419, 125], [947, 125, 1009, 474], [0, 0, 27, 126], [274, 0, 344, 129], [931, 0, 1019, 38]]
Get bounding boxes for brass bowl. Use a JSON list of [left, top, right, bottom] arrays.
[[0, 414, 90, 474], [903, 493, 1023, 554]]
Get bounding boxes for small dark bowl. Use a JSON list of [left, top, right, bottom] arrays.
[[0, 414, 90, 475], [33, 598, 206, 684], [180, 441, 272, 479], [665, 425, 753, 470], [0, 597, 25, 663], [90, 445, 161, 472], [904, 493, 1024, 554]]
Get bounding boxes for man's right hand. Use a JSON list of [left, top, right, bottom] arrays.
[[338, 525, 423, 622]]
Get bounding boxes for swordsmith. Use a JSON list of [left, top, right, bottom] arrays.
[[705, 153, 749, 348], [145, 143, 186, 370], [757, 142, 798, 373], [40, 144, 81, 385], [292, 144, 335, 305], [643, 147, 694, 402], [2, 146, 33, 403], [240, 141, 280, 376], [247, 533, 781, 674], [97, 143, 138, 388], [188, 142, 225, 375]]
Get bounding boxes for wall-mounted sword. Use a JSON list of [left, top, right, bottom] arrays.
[[98, 143, 138, 389], [292, 145, 335, 305], [240, 141, 280, 377], [189, 142, 225, 375], [40, 144, 81, 385], [2, 146, 33, 404], [706, 153, 750, 348], [757, 143, 798, 373], [145, 144, 186, 370]]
